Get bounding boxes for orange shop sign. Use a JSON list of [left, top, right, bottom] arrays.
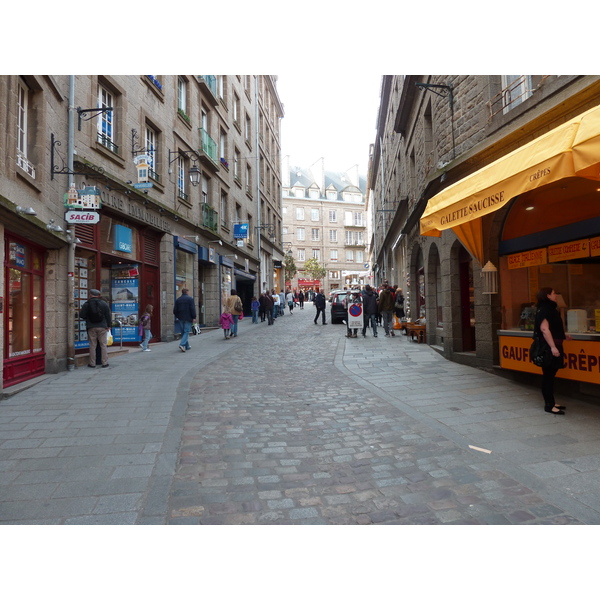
[[507, 248, 547, 270], [548, 239, 590, 262], [499, 335, 600, 385]]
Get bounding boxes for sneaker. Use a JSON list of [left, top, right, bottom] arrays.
[[144, 349, 151, 352], [391, 332, 395, 336], [139, 344, 144, 350], [179, 345, 186, 352]]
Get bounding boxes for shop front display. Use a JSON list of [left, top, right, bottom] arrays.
[[419, 103, 600, 388], [3, 236, 45, 386]]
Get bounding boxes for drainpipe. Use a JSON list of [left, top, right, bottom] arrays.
[[66, 75, 76, 371], [254, 76, 263, 292]]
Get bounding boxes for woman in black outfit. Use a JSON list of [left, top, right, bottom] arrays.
[[533, 287, 571, 415]]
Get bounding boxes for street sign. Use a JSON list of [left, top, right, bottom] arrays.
[[133, 182, 153, 189], [348, 303, 363, 329]]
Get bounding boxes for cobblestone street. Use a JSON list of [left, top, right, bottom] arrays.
[[3, 306, 600, 527]]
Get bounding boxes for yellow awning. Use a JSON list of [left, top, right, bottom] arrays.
[[572, 104, 600, 179], [420, 104, 600, 263]]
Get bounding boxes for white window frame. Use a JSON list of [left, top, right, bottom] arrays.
[[311, 228, 319, 241], [97, 84, 114, 146], [312, 249, 320, 260], [178, 77, 187, 113], [354, 212, 363, 226], [311, 208, 319, 221], [346, 250, 354, 262], [329, 210, 337, 222], [296, 207, 305, 220], [329, 229, 337, 242], [330, 249, 338, 261], [177, 156, 185, 197], [201, 175, 209, 204], [145, 125, 156, 169], [501, 75, 533, 113], [296, 227, 305, 241], [297, 248, 305, 261], [17, 79, 28, 157]]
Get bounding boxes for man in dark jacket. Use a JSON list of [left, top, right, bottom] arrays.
[[361, 285, 379, 337], [378, 283, 396, 337], [313, 288, 327, 325], [173, 288, 196, 352], [80, 288, 112, 368]]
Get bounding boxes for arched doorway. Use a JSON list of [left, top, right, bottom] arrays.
[[459, 246, 476, 351]]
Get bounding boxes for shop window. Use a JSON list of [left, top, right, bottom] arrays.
[[175, 248, 195, 295], [5, 239, 44, 359]]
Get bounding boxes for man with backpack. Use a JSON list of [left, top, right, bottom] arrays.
[[80, 289, 112, 368]]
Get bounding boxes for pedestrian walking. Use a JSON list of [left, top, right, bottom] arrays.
[[79, 288, 112, 368], [286, 289, 294, 314], [138, 304, 153, 351], [251, 296, 260, 323], [533, 287, 571, 414], [298, 290, 305, 309], [279, 290, 286, 316], [313, 288, 327, 325], [394, 286, 405, 320], [220, 307, 234, 339], [263, 291, 274, 325], [361, 285, 379, 337], [271, 289, 280, 321], [225, 289, 243, 337], [173, 288, 196, 352], [378, 283, 395, 337]]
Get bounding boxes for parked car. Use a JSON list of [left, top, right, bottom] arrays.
[[330, 291, 348, 324]]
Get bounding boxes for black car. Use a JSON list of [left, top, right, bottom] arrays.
[[330, 291, 348, 324]]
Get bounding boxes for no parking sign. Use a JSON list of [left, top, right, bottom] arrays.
[[348, 302, 363, 329]]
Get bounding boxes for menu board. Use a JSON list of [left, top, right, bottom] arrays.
[[74, 257, 90, 349]]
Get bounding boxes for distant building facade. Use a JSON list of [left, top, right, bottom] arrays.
[[282, 157, 368, 293]]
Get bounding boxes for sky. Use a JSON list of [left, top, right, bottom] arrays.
[[275, 73, 383, 177]]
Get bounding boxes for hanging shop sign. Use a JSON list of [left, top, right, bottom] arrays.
[[234, 223, 249, 239], [64, 183, 102, 210], [114, 224, 133, 253], [589, 236, 600, 257], [65, 211, 100, 224]]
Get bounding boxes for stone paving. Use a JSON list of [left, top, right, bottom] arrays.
[[2, 304, 600, 525]]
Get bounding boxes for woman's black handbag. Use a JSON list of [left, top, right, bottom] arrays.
[[530, 334, 564, 369]]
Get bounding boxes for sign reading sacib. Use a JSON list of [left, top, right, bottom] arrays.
[[65, 211, 100, 224]]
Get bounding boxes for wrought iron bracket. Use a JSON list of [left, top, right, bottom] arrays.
[[255, 223, 276, 237], [168, 149, 200, 165], [77, 106, 113, 131], [51, 133, 105, 180], [131, 129, 156, 158]]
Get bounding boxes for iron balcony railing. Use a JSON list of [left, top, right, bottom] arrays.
[[201, 202, 218, 233], [199, 128, 218, 164], [199, 76, 217, 97]]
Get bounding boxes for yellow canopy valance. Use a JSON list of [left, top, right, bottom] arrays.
[[420, 104, 600, 264]]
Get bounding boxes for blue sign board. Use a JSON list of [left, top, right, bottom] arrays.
[[234, 223, 249, 239], [114, 224, 132, 253]]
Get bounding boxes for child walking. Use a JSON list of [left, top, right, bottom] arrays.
[[139, 304, 153, 351], [251, 296, 260, 323], [220, 307, 234, 339]]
